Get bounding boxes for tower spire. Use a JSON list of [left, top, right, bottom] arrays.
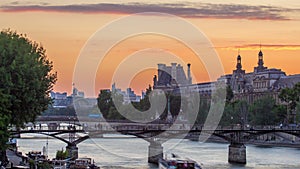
[[254, 44, 267, 73], [258, 45, 264, 67], [187, 63, 192, 84], [236, 50, 242, 70]]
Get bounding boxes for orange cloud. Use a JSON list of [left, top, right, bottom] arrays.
[[217, 44, 300, 51]]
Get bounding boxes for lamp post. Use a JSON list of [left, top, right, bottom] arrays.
[[293, 110, 296, 124], [231, 116, 233, 129], [286, 102, 290, 125], [241, 117, 244, 130], [166, 92, 173, 123], [297, 96, 300, 125]]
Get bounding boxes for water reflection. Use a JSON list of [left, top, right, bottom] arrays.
[[17, 136, 300, 169]]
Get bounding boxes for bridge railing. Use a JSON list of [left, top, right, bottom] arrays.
[[21, 122, 84, 131], [85, 122, 193, 132], [18, 121, 300, 133]]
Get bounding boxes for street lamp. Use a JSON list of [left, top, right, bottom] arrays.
[[293, 110, 296, 125], [241, 117, 244, 130], [286, 101, 291, 125], [231, 116, 233, 129]]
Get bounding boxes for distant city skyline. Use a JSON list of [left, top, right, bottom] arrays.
[[0, 0, 299, 97]]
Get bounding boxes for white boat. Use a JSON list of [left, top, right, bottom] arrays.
[[69, 158, 100, 169], [51, 160, 67, 169], [159, 154, 202, 169]]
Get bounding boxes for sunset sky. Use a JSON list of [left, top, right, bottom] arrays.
[[1, 0, 299, 97]]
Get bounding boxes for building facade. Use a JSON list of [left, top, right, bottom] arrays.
[[153, 63, 192, 89], [153, 49, 300, 103], [226, 49, 300, 103]]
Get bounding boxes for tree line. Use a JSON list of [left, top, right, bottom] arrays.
[[97, 84, 300, 127]]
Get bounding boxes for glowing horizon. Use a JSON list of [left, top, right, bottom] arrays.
[[0, 1, 299, 97]]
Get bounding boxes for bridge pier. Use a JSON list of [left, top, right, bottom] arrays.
[[66, 144, 78, 160], [228, 143, 246, 164], [148, 141, 163, 164]]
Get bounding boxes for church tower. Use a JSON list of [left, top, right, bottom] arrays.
[[258, 50, 264, 67], [236, 54, 242, 70], [254, 45, 267, 73], [231, 51, 245, 93]]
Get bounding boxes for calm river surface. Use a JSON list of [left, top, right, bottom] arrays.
[[17, 134, 300, 169]]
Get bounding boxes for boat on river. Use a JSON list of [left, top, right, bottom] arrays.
[[51, 160, 67, 169], [69, 158, 100, 169], [159, 154, 202, 169]]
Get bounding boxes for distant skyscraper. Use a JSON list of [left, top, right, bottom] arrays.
[[111, 84, 141, 104]]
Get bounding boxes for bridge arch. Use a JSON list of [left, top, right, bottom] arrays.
[[12, 130, 89, 146]]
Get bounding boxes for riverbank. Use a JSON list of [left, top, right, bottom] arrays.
[[247, 141, 300, 148], [204, 136, 300, 148]]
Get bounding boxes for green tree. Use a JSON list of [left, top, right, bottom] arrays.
[[272, 104, 287, 123], [170, 94, 181, 118], [149, 90, 168, 121], [0, 91, 11, 156], [138, 85, 152, 111], [97, 90, 113, 119], [219, 102, 234, 126], [195, 98, 210, 124], [0, 30, 56, 165], [212, 85, 234, 127], [107, 106, 125, 120], [55, 149, 68, 160], [131, 85, 163, 121], [279, 82, 300, 108], [296, 102, 300, 123], [249, 97, 277, 125], [219, 100, 248, 127], [226, 86, 234, 102], [97, 89, 125, 120], [37, 161, 51, 169], [235, 100, 249, 128], [279, 82, 300, 123]]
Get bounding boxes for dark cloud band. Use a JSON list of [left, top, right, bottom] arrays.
[[0, 2, 296, 20]]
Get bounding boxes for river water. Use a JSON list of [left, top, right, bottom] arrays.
[[17, 135, 300, 169]]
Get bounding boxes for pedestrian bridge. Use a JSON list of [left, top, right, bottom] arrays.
[[10, 121, 300, 164]]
